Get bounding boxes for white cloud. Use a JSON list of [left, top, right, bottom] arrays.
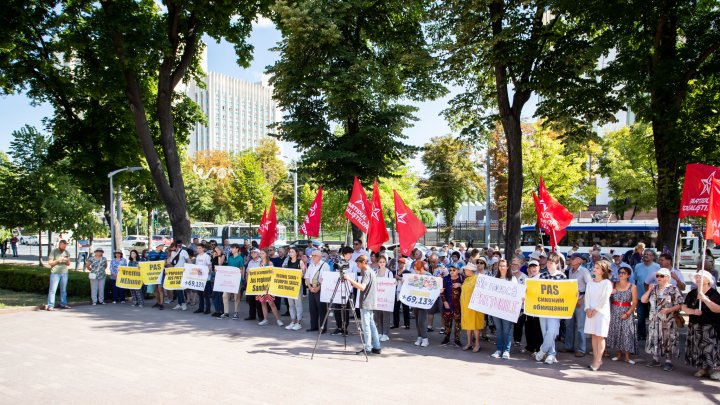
[[252, 16, 274, 29]]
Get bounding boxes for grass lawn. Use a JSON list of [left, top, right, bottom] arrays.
[[0, 288, 85, 308]]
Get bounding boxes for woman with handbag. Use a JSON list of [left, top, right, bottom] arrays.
[[86, 248, 108, 305], [641, 267, 684, 371]]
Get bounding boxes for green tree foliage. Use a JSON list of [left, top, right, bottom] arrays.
[[432, 0, 615, 256], [267, 0, 446, 232], [420, 135, 485, 242], [521, 124, 596, 224], [598, 125, 657, 220], [255, 138, 292, 221]]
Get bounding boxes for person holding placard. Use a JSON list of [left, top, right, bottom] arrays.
[[491, 260, 518, 360], [110, 250, 127, 304], [374, 255, 395, 341], [392, 257, 411, 330], [440, 263, 463, 347], [193, 244, 213, 315], [283, 247, 306, 330], [523, 260, 543, 355], [511, 258, 528, 347], [584, 261, 614, 371], [345, 255, 382, 355], [222, 244, 245, 320], [128, 250, 144, 307], [257, 250, 284, 327], [210, 246, 226, 317], [148, 243, 168, 310], [460, 263, 484, 352], [535, 252, 567, 365], [244, 249, 264, 321], [411, 260, 432, 347]]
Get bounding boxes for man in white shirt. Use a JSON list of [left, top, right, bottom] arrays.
[[305, 249, 329, 332], [193, 244, 213, 315], [562, 253, 592, 357], [170, 241, 190, 311]]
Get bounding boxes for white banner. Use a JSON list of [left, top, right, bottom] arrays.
[[213, 266, 242, 294], [181, 264, 208, 291], [399, 273, 442, 309], [320, 271, 353, 305], [468, 274, 526, 323]]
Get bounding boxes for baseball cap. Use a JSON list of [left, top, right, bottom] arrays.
[[656, 268, 671, 277], [528, 260, 539, 267], [251, 248, 261, 254]]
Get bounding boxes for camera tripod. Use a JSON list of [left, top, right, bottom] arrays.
[[311, 272, 367, 361]]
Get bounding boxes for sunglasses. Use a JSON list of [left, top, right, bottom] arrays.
[[655, 274, 667, 278]]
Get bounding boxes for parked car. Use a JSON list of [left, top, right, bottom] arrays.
[[24, 235, 40, 246], [123, 235, 149, 250], [286, 239, 322, 251]]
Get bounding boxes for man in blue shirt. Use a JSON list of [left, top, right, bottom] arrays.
[[632, 250, 660, 341]]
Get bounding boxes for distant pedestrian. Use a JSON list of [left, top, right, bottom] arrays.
[[47, 240, 71, 311], [86, 248, 107, 305], [10, 235, 18, 257], [75, 239, 90, 271]]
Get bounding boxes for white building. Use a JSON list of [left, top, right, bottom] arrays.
[[184, 71, 282, 155]]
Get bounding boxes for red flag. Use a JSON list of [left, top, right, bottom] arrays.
[[538, 177, 574, 230], [680, 163, 720, 218], [300, 187, 323, 238], [367, 179, 389, 252], [705, 178, 720, 244], [393, 190, 426, 257], [258, 208, 267, 236], [259, 198, 277, 249], [344, 176, 371, 233]]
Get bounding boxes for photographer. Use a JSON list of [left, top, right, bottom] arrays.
[[344, 255, 381, 355], [331, 246, 356, 336]]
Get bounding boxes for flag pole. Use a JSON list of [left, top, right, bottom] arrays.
[[698, 217, 709, 310], [672, 217, 681, 271]]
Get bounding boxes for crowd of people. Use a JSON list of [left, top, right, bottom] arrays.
[[45, 237, 720, 379]]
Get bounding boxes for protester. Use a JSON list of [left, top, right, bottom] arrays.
[[392, 257, 411, 330], [696, 249, 718, 285], [563, 253, 592, 358], [331, 246, 355, 336], [86, 248, 107, 305], [345, 255, 382, 355], [412, 259, 432, 347], [440, 263, 463, 347], [128, 250, 144, 307], [584, 260, 613, 371], [491, 259, 517, 360], [427, 253, 447, 333], [632, 249, 660, 341], [221, 243, 245, 320], [110, 250, 127, 304], [641, 267, 684, 371], [192, 244, 214, 315], [257, 250, 283, 327], [535, 252, 567, 365], [244, 248, 264, 321], [374, 255, 394, 341], [305, 249, 329, 333], [645, 253, 686, 291], [210, 246, 225, 317], [148, 243, 167, 310], [683, 271, 720, 380], [171, 240, 190, 311], [510, 258, 528, 347], [46, 240, 72, 310], [283, 247, 306, 330], [460, 263, 484, 352], [522, 260, 544, 355], [607, 263, 638, 365]]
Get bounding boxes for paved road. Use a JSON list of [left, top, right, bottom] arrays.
[[0, 303, 717, 404]]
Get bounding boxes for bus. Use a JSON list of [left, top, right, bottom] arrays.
[[191, 223, 288, 246], [520, 221, 694, 258]]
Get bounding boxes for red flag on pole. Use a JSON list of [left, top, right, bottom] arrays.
[[367, 179, 389, 252], [259, 198, 277, 249], [705, 178, 720, 244], [538, 177, 574, 230], [680, 163, 720, 218], [344, 176, 371, 233], [258, 208, 267, 236], [393, 190, 426, 257], [300, 187, 323, 238]]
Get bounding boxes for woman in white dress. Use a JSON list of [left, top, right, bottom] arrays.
[[584, 260, 613, 371]]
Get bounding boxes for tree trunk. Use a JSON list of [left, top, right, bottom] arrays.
[[503, 117, 523, 258], [37, 231, 43, 267]]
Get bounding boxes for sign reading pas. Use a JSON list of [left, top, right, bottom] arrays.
[[139, 261, 164, 285], [523, 279, 579, 319]]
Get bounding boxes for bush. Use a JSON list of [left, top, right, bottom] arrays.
[[0, 264, 109, 298]]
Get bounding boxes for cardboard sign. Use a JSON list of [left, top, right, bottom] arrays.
[[267, 268, 303, 299], [245, 267, 274, 295], [320, 271, 353, 304], [116, 266, 143, 290], [139, 261, 164, 285], [163, 267, 184, 290], [375, 277, 397, 312], [213, 266, 242, 294], [181, 264, 208, 291], [524, 279, 579, 319], [399, 273, 442, 309], [468, 274, 526, 323]]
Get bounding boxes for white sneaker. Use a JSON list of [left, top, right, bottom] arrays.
[[285, 323, 295, 330], [535, 351, 546, 362], [502, 351, 510, 359], [544, 355, 557, 364], [414, 337, 423, 346], [292, 323, 302, 331], [421, 338, 429, 347], [380, 334, 389, 342], [181, 304, 187, 311], [276, 320, 284, 327], [258, 320, 269, 326], [173, 304, 182, 310], [491, 351, 501, 358]]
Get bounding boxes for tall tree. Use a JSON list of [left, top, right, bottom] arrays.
[[420, 135, 485, 242], [432, 0, 617, 256], [569, 0, 720, 249], [267, 0, 445, 239]]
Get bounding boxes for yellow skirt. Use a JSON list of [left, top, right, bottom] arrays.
[[460, 276, 484, 330]]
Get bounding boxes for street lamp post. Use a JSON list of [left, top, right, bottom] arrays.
[[108, 167, 143, 252]]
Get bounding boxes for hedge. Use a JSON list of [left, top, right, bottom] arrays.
[[0, 264, 110, 298]]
